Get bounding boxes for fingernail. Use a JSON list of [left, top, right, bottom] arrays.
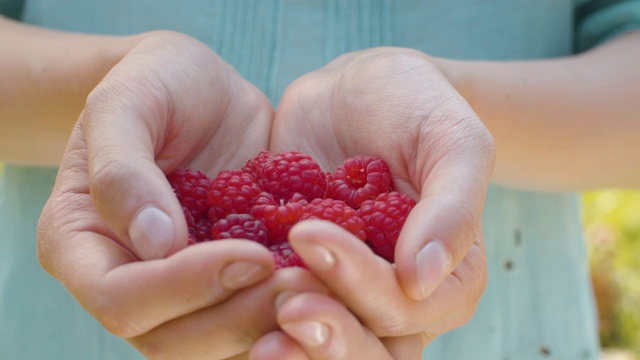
[[416, 240, 451, 299], [129, 207, 174, 260], [221, 261, 270, 290], [296, 244, 335, 271], [281, 321, 330, 348], [274, 291, 298, 310]]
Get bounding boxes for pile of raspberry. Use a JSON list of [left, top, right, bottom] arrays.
[[167, 151, 415, 268]]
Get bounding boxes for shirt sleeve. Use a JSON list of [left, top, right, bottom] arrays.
[[575, 0, 640, 51], [0, 0, 24, 20]]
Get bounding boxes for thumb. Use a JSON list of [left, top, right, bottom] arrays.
[[80, 90, 187, 261], [395, 130, 495, 301]]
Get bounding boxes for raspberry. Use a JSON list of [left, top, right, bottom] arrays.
[[326, 156, 392, 208], [300, 198, 366, 241], [193, 217, 213, 242], [207, 170, 261, 223], [289, 192, 310, 207], [183, 206, 198, 240], [182, 206, 196, 228], [270, 242, 306, 269], [167, 168, 211, 220], [250, 192, 304, 245], [211, 214, 269, 244], [258, 151, 326, 203], [358, 192, 416, 262], [242, 151, 274, 180], [173, 153, 414, 268]]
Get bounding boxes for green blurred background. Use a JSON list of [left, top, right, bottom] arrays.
[[0, 162, 637, 357], [584, 190, 640, 359]]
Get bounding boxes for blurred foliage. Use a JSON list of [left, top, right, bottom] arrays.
[[582, 190, 640, 356]]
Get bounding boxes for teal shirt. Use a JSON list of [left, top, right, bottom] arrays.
[[2, 1, 640, 359]]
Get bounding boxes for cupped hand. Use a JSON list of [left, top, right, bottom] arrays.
[[271, 47, 495, 344], [36, 31, 332, 359]]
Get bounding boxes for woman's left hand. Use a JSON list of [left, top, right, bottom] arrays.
[[269, 47, 494, 348]]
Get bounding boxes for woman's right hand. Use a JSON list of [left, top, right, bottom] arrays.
[[36, 31, 329, 359]]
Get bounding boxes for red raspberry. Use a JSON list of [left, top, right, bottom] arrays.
[[167, 168, 211, 220], [187, 235, 197, 246], [211, 214, 269, 244], [326, 156, 392, 208], [193, 217, 213, 242], [183, 206, 198, 240], [258, 151, 326, 203], [300, 198, 366, 241], [358, 192, 416, 262], [182, 206, 196, 228], [270, 242, 306, 269], [250, 192, 304, 245], [207, 170, 261, 223], [242, 151, 274, 180]]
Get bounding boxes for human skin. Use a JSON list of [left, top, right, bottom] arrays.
[[433, 31, 640, 191], [10, 22, 404, 358], [0, 15, 398, 359], [267, 48, 494, 355], [3, 13, 639, 359], [0, 16, 144, 165], [250, 34, 640, 359], [1, 15, 468, 358]]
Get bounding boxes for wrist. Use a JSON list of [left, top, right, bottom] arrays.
[[0, 21, 152, 165], [66, 33, 151, 104], [429, 57, 476, 110]]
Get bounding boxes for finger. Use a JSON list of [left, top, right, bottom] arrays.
[[276, 293, 393, 360], [391, 99, 495, 300], [38, 125, 277, 339], [130, 268, 331, 360], [81, 84, 186, 260], [225, 353, 252, 360], [250, 331, 309, 360], [289, 221, 409, 335], [80, 36, 240, 260], [251, 320, 427, 360], [288, 220, 486, 336], [380, 333, 433, 360], [46, 230, 275, 339]]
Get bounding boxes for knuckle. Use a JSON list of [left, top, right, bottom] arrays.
[[129, 337, 172, 360], [284, 72, 324, 102], [90, 297, 145, 338], [35, 206, 55, 275], [364, 309, 413, 337], [84, 78, 130, 118], [367, 47, 428, 74], [478, 125, 497, 168], [279, 72, 332, 119], [465, 241, 489, 299], [89, 157, 135, 199], [84, 71, 171, 129], [435, 292, 478, 334], [370, 320, 409, 338], [442, 310, 476, 332], [35, 195, 82, 279]]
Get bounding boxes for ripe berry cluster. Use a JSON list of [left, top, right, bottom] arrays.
[[167, 151, 415, 268]]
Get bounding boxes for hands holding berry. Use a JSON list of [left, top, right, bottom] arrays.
[[38, 38, 495, 359], [37, 32, 329, 359], [271, 47, 495, 346]]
